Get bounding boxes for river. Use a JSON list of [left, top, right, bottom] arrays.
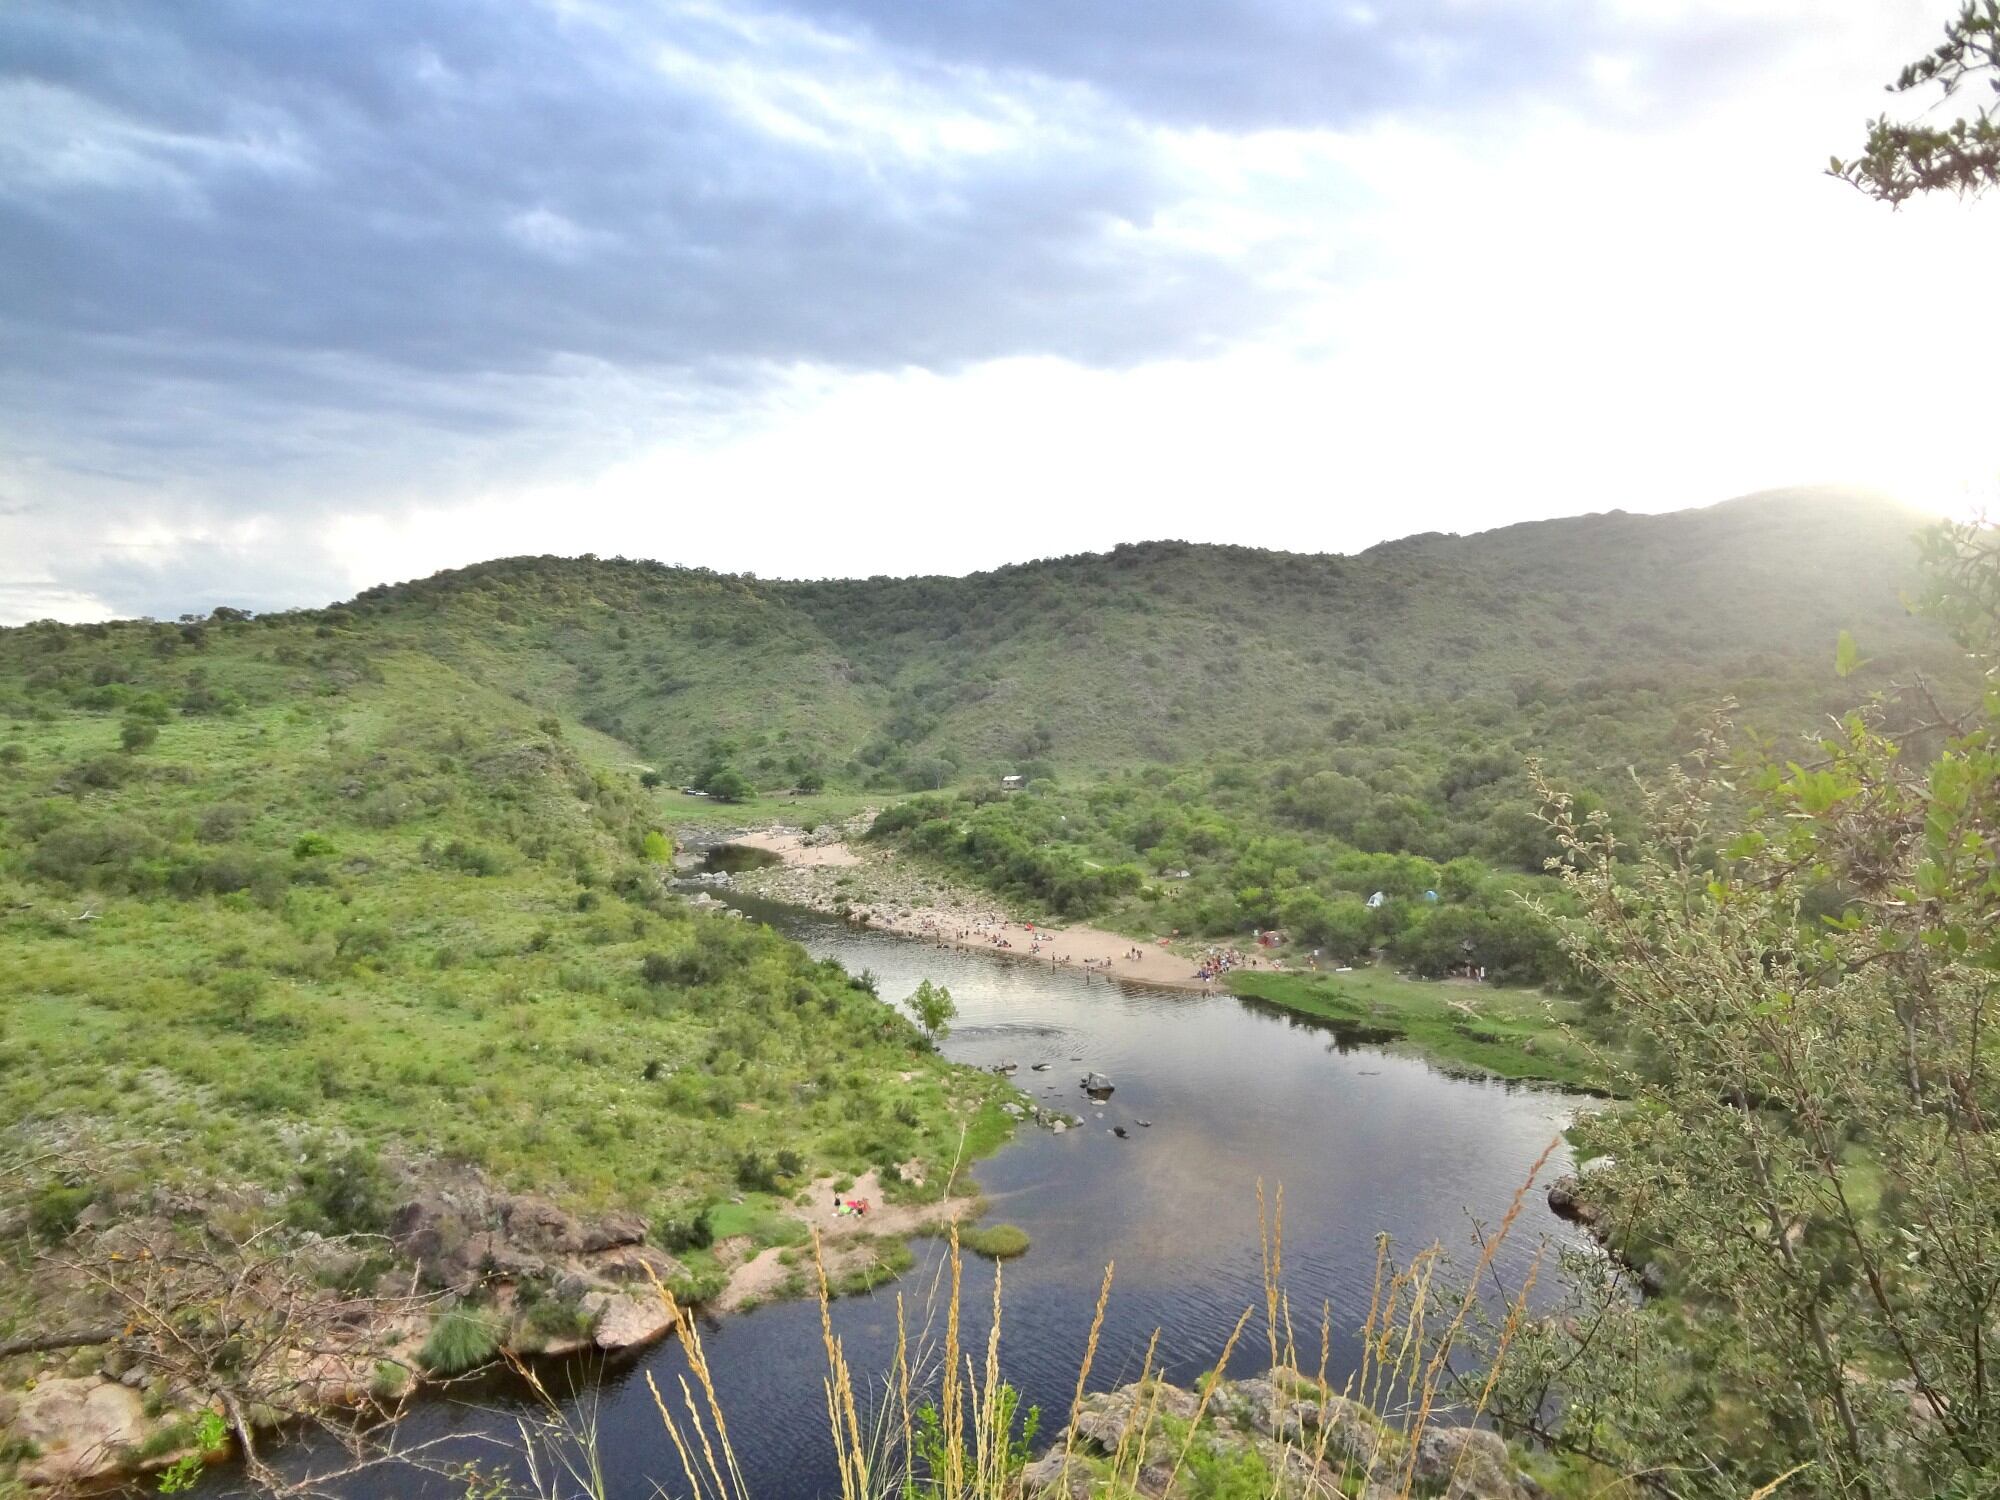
[[261, 895, 1588, 1498]]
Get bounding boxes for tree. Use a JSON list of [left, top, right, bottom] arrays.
[[704, 766, 754, 803], [1832, 2, 2000, 204], [119, 717, 158, 752], [904, 978, 956, 1045], [1475, 542, 2000, 1495]]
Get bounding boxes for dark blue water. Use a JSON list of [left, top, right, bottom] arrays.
[[260, 898, 1585, 1498]]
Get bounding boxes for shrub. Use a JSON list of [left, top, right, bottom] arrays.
[[441, 839, 506, 877], [292, 1143, 392, 1236], [292, 832, 337, 859], [417, 1308, 501, 1374], [28, 1181, 94, 1244], [653, 1205, 716, 1253]]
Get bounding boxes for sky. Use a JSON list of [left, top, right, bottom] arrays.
[[3, 0, 1995, 622]]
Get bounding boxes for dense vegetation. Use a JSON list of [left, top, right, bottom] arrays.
[[1459, 522, 2000, 1495], [868, 764, 1576, 985], [0, 612, 1008, 1346], [332, 489, 1966, 795]]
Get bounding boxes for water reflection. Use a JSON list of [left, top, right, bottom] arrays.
[[259, 898, 1586, 1500]]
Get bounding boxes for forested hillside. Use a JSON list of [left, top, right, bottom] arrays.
[[337, 487, 1966, 792]]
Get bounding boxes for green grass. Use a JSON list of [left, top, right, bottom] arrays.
[[417, 1308, 502, 1375], [707, 1194, 810, 1248], [1227, 966, 1623, 1093], [959, 1222, 1030, 1260], [0, 623, 1020, 1357]]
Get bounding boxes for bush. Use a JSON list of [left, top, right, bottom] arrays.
[[417, 1308, 501, 1374], [292, 832, 337, 859], [653, 1205, 716, 1253], [119, 718, 158, 752], [292, 1143, 392, 1236], [441, 839, 506, 876], [28, 1181, 94, 1244]]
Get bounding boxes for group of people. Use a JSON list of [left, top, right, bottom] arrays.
[[832, 1194, 870, 1217], [1192, 945, 1267, 983]]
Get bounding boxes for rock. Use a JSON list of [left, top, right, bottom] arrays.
[[579, 1211, 648, 1253], [455, 1230, 547, 1282], [592, 1244, 682, 1285], [1020, 1449, 1092, 1500], [1410, 1425, 1533, 1499], [1002, 1102, 1026, 1119], [11, 1376, 152, 1487], [1050, 1121, 1067, 1134], [1638, 1261, 1668, 1296], [1071, 1392, 1134, 1452], [589, 1290, 677, 1350], [502, 1194, 585, 1255], [1544, 1176, 1592, 1224]]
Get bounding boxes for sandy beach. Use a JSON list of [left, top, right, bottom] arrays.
[[719, 822, 1295, 993]]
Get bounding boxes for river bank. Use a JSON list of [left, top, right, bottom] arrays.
[[720, 821, 1293, 992], [715, 821, 1617, 1091]]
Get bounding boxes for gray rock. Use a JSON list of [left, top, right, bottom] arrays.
[[1020, 1450, 1091, 1500], [501, 1194, 585, 1255], [579, 1212, 648, 1253], [1410, 1425, 1533, 1500]]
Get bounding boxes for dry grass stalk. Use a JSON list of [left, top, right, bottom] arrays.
[[1054, 1258, 1116, 1495], [1393, 1133, 1560, 1498]]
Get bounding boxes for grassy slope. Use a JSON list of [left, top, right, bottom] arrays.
[[0, 617, 1010, 1344], [332, 489, 1969, 793]]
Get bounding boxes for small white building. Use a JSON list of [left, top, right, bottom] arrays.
[[1000, 774, 1026, 791]]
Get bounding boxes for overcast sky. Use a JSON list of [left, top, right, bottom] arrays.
[[3, 1, 1995, 622]]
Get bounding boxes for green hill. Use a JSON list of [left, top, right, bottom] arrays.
[[321, 487, 1964, 791]]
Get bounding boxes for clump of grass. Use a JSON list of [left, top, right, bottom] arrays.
[[417, 1307, 501, 1375], [959, 1222, 1029, 1260]]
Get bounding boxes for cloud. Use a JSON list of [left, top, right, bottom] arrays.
[[0, 0, 1993, 622], [781, 0, 1814, 130]]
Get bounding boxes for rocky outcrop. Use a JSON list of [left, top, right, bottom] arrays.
[[2, 1376, 164, 1489], [385, 1173, 678, 1302], [586, 1290, 679, 1351], [1020, 1371, 1542, 1500]]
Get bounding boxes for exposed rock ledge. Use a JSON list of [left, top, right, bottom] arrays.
[[1021, 1370, 1543, 1500]]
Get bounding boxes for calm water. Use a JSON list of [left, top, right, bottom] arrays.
[[261, 898, 1586, 1498]]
